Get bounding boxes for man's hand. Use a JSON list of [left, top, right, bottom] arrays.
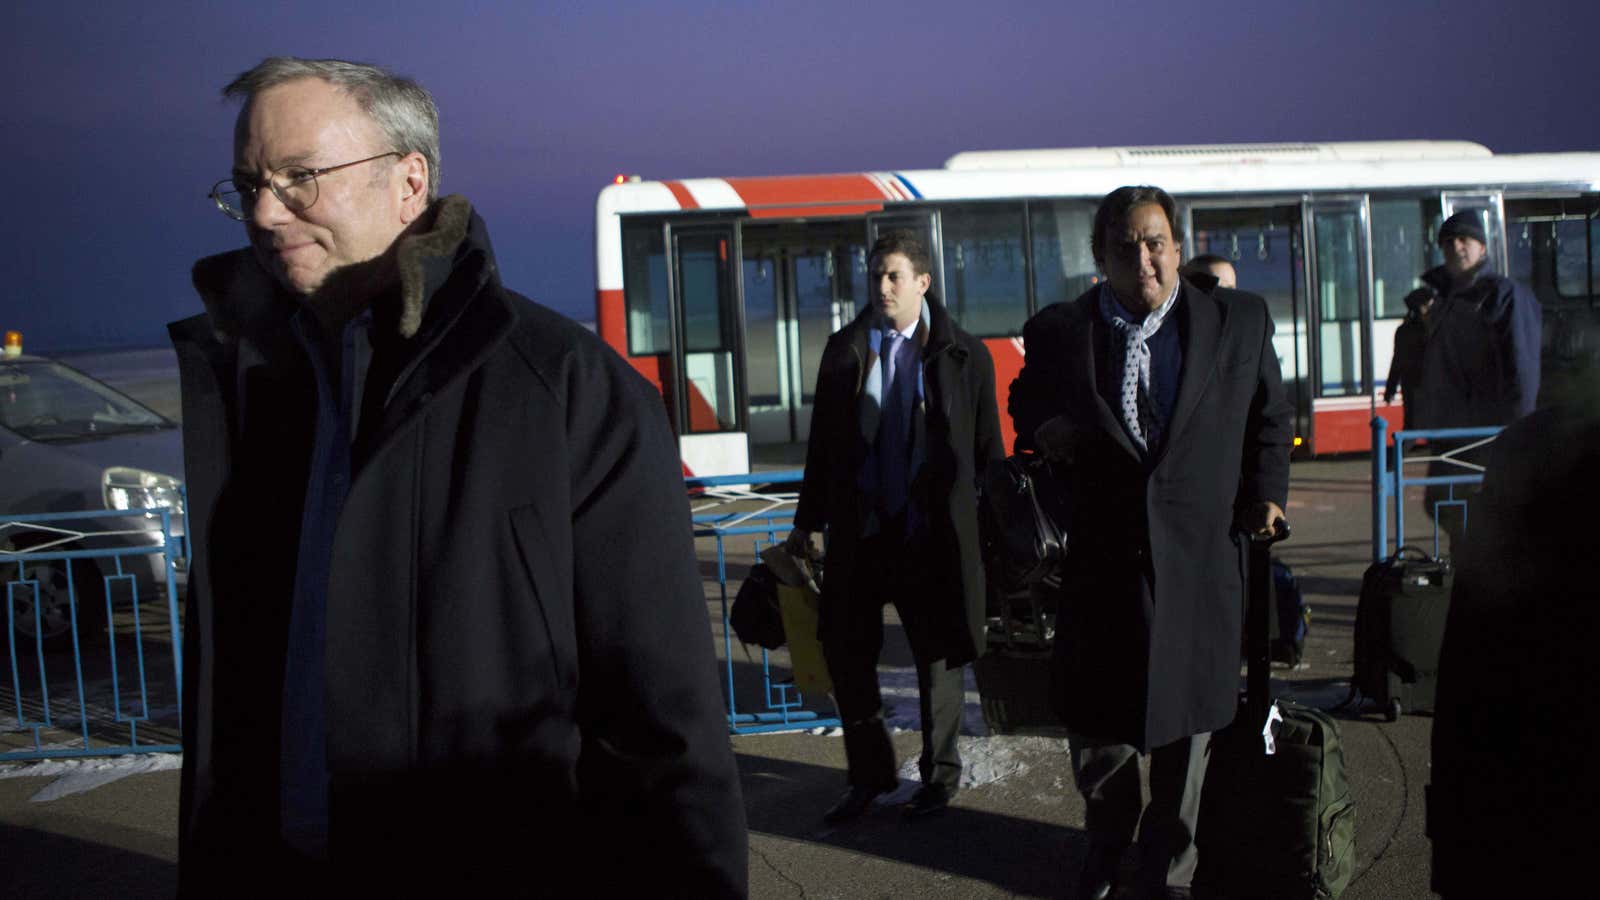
[[1033, 415, 1077, 462], [784, 528, 817, 560], [1235, 501, 1286, 538]]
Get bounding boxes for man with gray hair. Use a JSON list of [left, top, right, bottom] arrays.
[[174, 57, 746, 893]]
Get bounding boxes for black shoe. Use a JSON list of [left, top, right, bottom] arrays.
[[902, 783, 952, 819], [822, 786, 887, 825], [1076, 843, 1123, 900]]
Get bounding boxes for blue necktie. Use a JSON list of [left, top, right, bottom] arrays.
[[877, 332, 917, 516]]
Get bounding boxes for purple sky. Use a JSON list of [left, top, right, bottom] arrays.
[[6, 0, 1598, 351]]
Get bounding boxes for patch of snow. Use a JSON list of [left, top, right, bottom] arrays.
[[0, 752, 181, 801]]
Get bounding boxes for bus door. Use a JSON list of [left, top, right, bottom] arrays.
[[1305, 195, 1377, 452], [867, 210, 946, 298], [669, 222, 750, 474], [1504, 192, 1600, 409], [1186, 202, 1313, 452], [1441, 191, 1508, 274], [740, 221, 869, 446]]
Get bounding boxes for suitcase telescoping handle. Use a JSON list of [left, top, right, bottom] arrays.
[[1244, 519, 1291, 730]]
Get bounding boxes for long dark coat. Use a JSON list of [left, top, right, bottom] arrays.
[[169, 197, 746, 895], [794, 295, 1003, 668], [1009, 282, 1293, 751]]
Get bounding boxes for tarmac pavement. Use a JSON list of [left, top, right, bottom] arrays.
[[1, 356, 1449, 897]]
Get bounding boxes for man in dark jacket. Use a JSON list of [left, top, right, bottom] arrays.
[[785, 230, 1002, 824], [1413, 209, 1542, 430], [1385, 288, 1432, 429], [1411, 209, 1542, 551], [175, 57, 745, 895], [1009, 186, 1293, 900]]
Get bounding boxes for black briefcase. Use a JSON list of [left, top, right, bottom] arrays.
[[980, 454, 1067, 591]]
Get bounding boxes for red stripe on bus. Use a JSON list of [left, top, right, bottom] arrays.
[[599, 290, 671, 392], [686, 382, 721, 432], [746, 202, 883, 218], [664, 181, 700, 209], [983, 336, 1023, 454], [597, 289, 627, 353], [1314, 403, 1403, 454], [725, 174, 887, 209]]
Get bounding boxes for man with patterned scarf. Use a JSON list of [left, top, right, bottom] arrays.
[[1009, 186, 1292, 900], [173, 56, 745, 895], [787, 230, 1001, 824]]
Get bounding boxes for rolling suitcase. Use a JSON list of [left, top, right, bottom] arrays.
[[972, 577, 1062, 735], [1193, 523, 1355, 900], [1349, 546, 1453, 720]]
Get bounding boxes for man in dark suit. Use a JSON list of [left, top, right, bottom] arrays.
[[1009, 186, 1293, 899], [786, 230, 1002, 824]]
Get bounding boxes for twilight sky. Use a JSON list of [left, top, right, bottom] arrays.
[[6, 0, 1597, 351]]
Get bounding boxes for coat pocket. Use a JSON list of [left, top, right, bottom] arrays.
[[508, 502, 578, 691]]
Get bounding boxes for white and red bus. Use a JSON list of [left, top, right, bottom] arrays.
[[594, 141, 1600, 475]]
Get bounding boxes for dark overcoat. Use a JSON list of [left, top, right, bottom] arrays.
[[169, 197, 746, 895], [1009, 281, 1293, 751], [794, 295, 1003, 668]]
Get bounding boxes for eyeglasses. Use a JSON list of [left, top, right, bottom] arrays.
[[209, 151, 403, 221]]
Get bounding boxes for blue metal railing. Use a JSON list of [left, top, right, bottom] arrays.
[[1371, 418, 1502, 562], [2, 507, 184, 762], [687, 470, 841, 736]]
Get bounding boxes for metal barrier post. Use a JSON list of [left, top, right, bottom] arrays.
[[1394, 431, 1408, 556], [1372, 416, 1389, 562]]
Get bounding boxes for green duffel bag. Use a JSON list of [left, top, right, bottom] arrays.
[[1193, 700, 1355, 899]]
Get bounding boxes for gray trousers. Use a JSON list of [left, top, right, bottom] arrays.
[[824, 532, 964, 792], [1069, 731, 1211, 889]]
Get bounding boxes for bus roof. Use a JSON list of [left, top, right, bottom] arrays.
[[943, 140, 1493, 170], [598, 149, 1600, 221]]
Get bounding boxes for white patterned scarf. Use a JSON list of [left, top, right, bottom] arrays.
[[1098, 283, 1178, 452]]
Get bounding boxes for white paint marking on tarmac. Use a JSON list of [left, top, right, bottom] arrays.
[[0, 751, 181, 802]]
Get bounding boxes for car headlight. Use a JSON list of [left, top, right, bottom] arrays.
[[103, 467, 185, 514]]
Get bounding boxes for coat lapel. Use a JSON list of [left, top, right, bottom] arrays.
[[1154, 283, 1223, 465]]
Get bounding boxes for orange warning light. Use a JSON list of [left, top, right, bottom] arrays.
[[614, 174, 627, 184], [2, 330, 21, 358], [1293, 436, 1304, 447]]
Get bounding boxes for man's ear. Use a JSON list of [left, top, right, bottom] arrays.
[[397, 152, 430, 224]]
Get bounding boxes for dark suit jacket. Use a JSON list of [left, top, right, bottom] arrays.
[[795, 293, 1003, 667], [1009, 280, 1293, 750]]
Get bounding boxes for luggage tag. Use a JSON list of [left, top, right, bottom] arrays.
[[1262, 701, 1285, 755]]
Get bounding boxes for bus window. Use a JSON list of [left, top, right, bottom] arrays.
[[1369, 197, 1441, 318], [1503, 197, 1597, 305], [1311, 204, 1370, 398], [1029, 200, 1098, 309], [1189, 204, 1310, 444], [1555, 217, 1599, 298], [623, 221, 670, 355], [675, 230, 741, 433], [940, 203, 1028, 336]]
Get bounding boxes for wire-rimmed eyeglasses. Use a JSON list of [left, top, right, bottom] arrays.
[[208, 151, 403, 221]]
